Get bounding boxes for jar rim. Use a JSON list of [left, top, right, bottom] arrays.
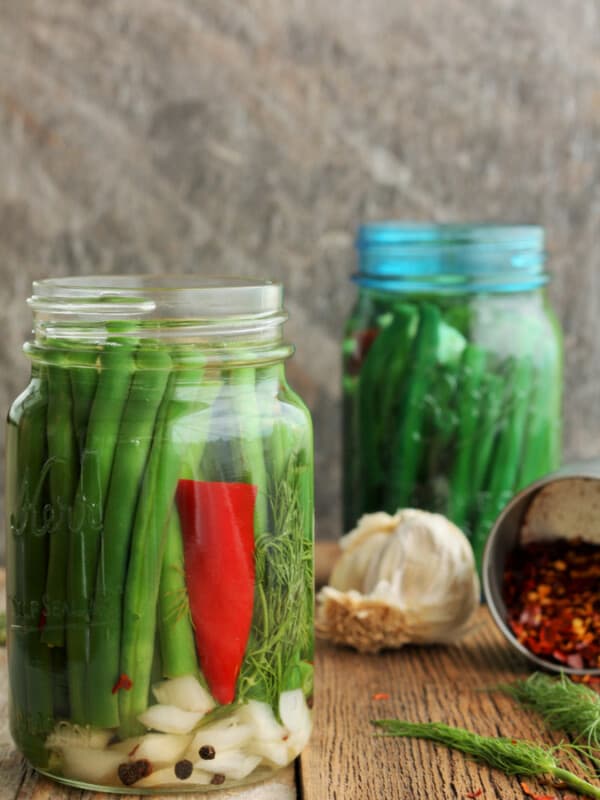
[[27, 275, 292, 361], [356, 222, 544, 249], [355, 222, 547, 293], [30, 275, 283, 317]]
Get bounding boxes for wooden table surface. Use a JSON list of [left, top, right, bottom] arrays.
[[0, 546, 578, 799]]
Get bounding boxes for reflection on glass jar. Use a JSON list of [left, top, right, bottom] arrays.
[[6, 277, 314, 792], [343, 223, 563, 569]]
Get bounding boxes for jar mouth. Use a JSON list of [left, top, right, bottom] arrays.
[[30, 275, 284, 318], [27, 276, 291, 361], [355, 222, 547, 293]]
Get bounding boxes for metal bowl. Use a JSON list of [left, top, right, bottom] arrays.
[[482, 465, 600, 676]]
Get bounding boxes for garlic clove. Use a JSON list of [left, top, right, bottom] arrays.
[[339, 511, 400, 554], [330, 531, 390, 592]]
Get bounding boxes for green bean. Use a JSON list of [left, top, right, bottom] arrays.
[[42, 361, 78, 647], [7, 369, 54, 759], [86, 344, 172, 728], [517, 354, 561, 489], [473, 357, 534, 566], [448, 345, 487, 531], [360, 306, 417, 510], [257, 365, 289, 484], [70, 349, 99, 456], [119, 363, 206, 737], [342, 373, 361, 530], [387, 304, 440, 510], [469, 372, 504, 525], [229, 367, 268, 535], [419, 365, 459, 511], [157, 377, 222, 682], [66, 339, 137, 723]]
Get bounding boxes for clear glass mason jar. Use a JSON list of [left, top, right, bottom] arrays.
[[6, 277, 314, 792], [343, 223, 563, 568]]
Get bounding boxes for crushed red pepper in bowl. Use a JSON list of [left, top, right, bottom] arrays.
[[503, 538, 600, 671]]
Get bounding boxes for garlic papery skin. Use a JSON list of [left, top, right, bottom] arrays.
[[317, 509, 479, 653]]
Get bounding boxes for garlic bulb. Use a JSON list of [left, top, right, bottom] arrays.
[[316, 509, 479, 653]]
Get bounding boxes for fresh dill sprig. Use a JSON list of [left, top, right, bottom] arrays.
[[237, 446, 313, 709], [497, 673, 600, 752], [373, 719, 600, 799]]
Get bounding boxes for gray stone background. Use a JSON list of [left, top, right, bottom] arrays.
[[1, 0, 600, 547]]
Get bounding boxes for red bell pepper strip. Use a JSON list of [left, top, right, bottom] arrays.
[[176, 479, 257, 705]]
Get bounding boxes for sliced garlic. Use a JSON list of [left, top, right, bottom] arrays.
[[137, 704, 204, 734], [193, 750, 262, 781], [109, 732, 192, 765], [59, 745, 125, 785], [238, 700, 286, 741], [152, 674, 215, 714], [46, 722, 113, 751], [187, 721, 254, 758]]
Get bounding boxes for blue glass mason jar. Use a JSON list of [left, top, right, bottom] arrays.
[[342, 223, 563, 567]]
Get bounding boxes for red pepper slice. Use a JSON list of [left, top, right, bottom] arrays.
[[176, 480, 257, 705]]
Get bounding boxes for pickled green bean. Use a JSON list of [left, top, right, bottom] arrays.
[[119, 363, 206, 737], [230, 367, 268, 535], [387, 304, 440, 510], [8, 370, 54, 761], [473, 357, 534, 563], [86, 344, 172, 728], [70, 349, 99, 456], [157, 377, 222, 682], [66, 340, 137, 723], [470, 372, 504, 512], [448, 345, 487, 530], [42, 362, 78, 647]]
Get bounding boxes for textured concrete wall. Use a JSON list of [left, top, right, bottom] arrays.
[[1, 0, 600, 544]]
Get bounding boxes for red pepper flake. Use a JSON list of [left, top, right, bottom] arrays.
[[38, 608, 47, 631], [520, 781, 557, 800], [346, 327, 379, 375], [112, 673, 133, 694], [503, 538, 600, 670], [128, 743, 140, 758], [465, 790, 483, 798], [372, 692, 390, 701]]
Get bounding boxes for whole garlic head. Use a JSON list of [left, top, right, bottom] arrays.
[[316, 509, 480, 653]]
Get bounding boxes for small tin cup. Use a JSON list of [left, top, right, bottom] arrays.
[[482, 460, 600, 676]]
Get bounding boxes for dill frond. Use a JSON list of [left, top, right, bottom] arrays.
[[237, 446, 313, 710], [498, 673, 600, 751], [373, 719, 600, 799]]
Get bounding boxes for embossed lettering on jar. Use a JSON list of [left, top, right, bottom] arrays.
[[342, 224, 563, 570], [6, 277, 314, 792]]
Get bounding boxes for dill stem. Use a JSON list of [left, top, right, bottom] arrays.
[[552, 767, 600, 799]]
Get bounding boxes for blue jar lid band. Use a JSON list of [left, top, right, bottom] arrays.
[[355, 223, 547, 293]]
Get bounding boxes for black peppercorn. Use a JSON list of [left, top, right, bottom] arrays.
[[117, 759, 153, 786], [135, 759, 152, 779], [211, 773, 226, 785], [174, 759, 194, 780], [199, 744, 216, 760], [118, 763, 139, 786]]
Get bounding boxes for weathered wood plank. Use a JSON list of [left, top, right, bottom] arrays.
[[299, 610, 563, 800]]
